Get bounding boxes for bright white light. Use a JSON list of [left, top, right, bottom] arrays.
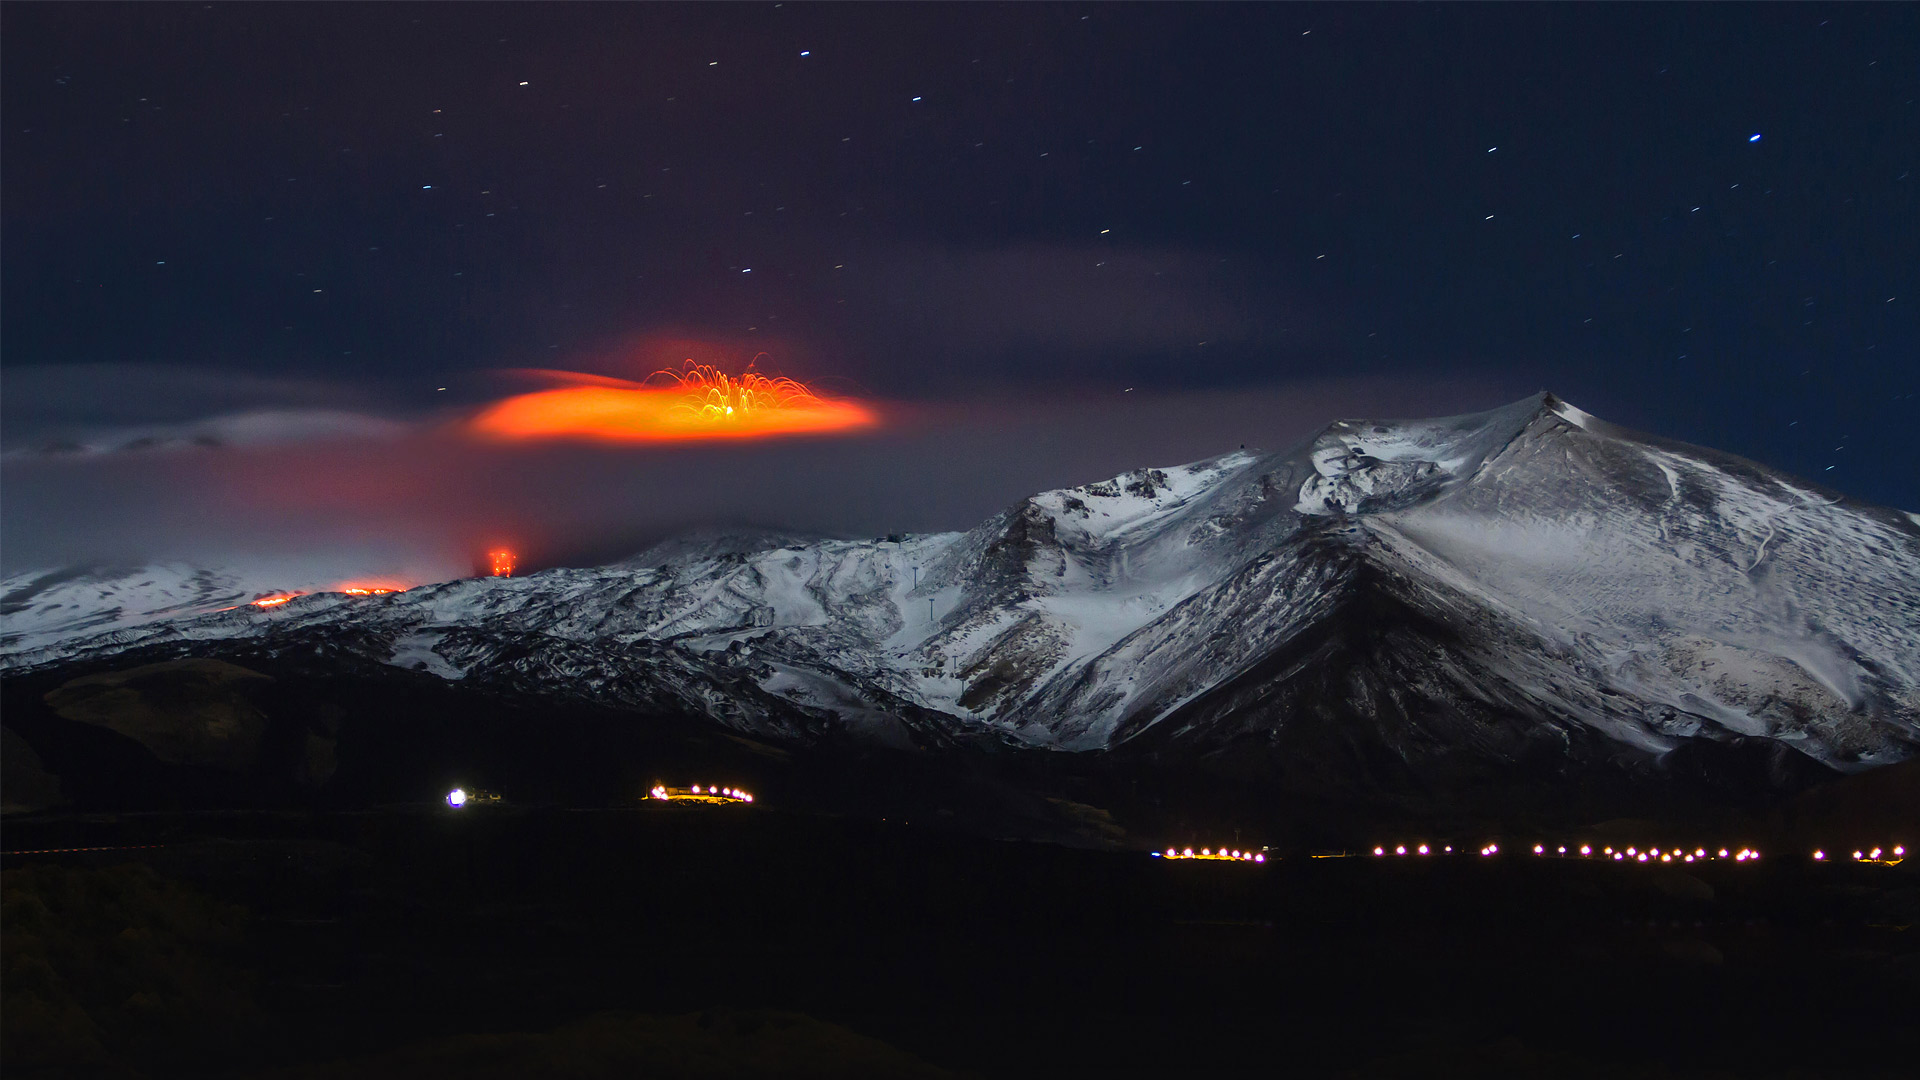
[[1418, 844, 1429, 855], [1896, 846, 1906, 857], [1580, 845, 1591, 856], [1813, 851, 1825, 860], [1254, 854, 1265, 863], [447, 788, 468, 808], [1374, 847, 1385, 856], [1396, 845, 1406, 855]]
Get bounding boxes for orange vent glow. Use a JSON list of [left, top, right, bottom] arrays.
[[251, 594, 299, 608], [490, 549, 516, 577], [469, 364, 878, 444]]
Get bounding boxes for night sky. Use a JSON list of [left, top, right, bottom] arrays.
[[4, 3, 1916, 577]]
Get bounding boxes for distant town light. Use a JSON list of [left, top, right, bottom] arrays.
[[447, 788, 467, 808]]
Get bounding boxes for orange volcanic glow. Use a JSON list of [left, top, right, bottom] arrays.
[[489, 549, 516, 577], [468, 364, 879, 444], [241, 582, 413, 610]]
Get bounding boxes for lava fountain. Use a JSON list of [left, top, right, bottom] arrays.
[[468, 363, 879, 444]]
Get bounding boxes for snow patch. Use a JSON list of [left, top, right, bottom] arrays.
[[1550, 398, 1597, 430], [388, 631, 467, 679]]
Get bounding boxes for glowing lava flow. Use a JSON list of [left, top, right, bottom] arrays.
[[469, 364, 878, 444], [233, 582, 412, 611]]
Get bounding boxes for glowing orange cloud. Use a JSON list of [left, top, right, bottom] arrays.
[[468, 363, 879, 444]]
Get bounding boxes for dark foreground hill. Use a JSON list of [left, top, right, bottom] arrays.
[[3, 807, 1915, 1079]]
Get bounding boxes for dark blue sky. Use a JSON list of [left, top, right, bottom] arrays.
[[5, 2, 1917, 514]]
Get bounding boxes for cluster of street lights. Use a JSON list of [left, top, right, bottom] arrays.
[[1158, 847, 1266, 863], [1813, 845, 1905, 865], [1361, 842, 1765, 864], [649, 784, 754, 804], [1589, 845, 1756, 864], [1368, 843, 1455, 857]]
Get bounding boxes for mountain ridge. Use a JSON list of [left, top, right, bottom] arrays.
[[5, 394, 1916, 804]]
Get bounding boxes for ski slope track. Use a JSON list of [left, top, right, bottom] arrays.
[[6, 394, 1917, 789]]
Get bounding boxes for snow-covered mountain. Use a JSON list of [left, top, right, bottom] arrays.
[[6, 394, 1917, 783], [0, 564, 376, 651]]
